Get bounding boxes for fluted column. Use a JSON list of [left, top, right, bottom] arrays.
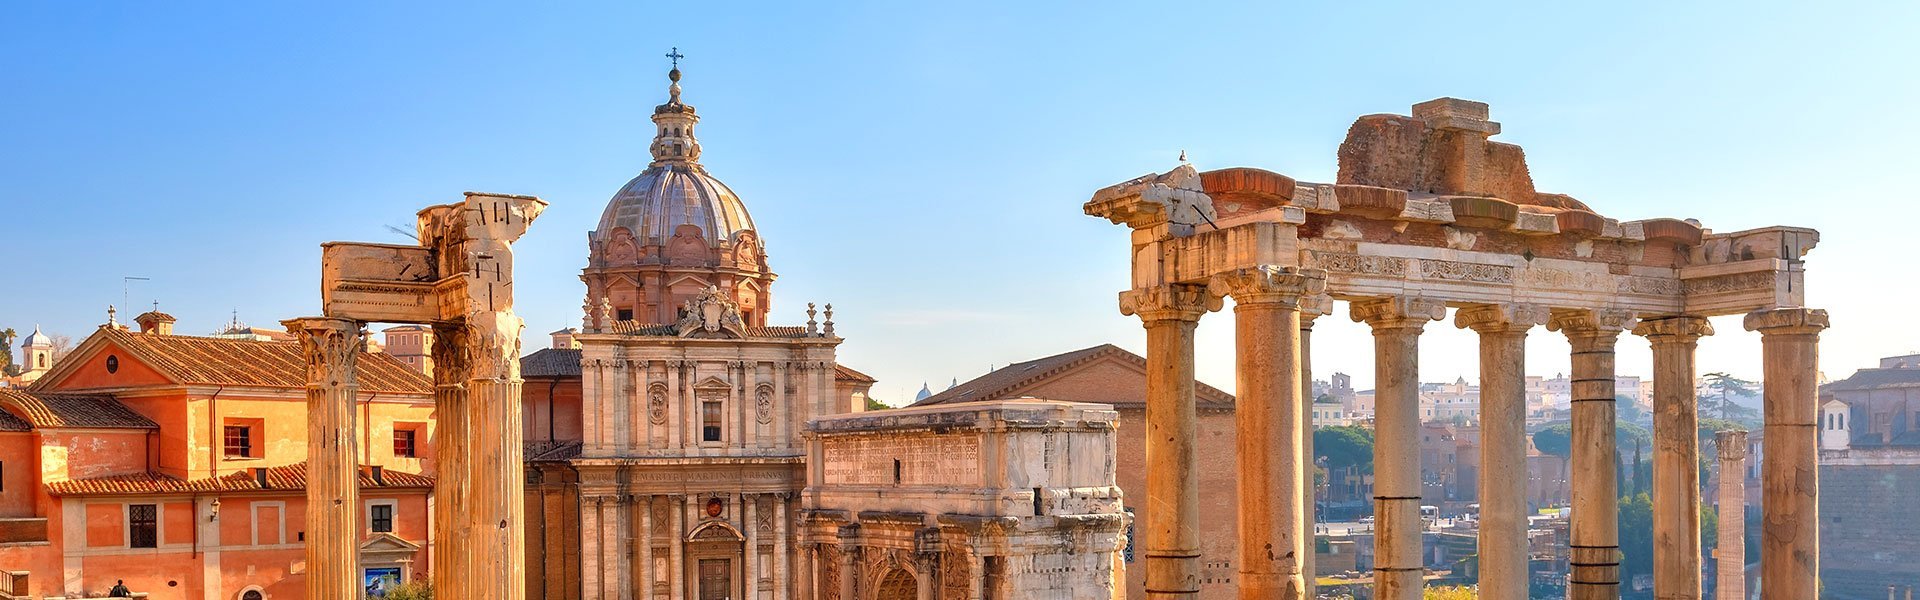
[[285, 317, 362, 600], [1351, 297, 1445, 600], [1713, 430, 1747, 600], [1457, 304, 1548, 600], [1299, 293, 1331, 597], [429, 321, 472, 599], [1635, 316, 1715, 600], [462, 310, 529, 600], [1549, 309, 1636, 600], [1212, 266, 1325, 600], [1119, 284, 1219, 599], [1744, 308, 1829, 600]]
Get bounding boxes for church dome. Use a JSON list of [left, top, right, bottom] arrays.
[[22, 325, 50, 348], [590, 65, 757, 250]]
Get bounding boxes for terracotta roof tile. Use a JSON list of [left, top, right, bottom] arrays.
[[913, 344, 1234, 408], [46, 462, 433, 496], [72, 328, 430, 394], [1824, 368, 1920, 393], [0, 407, 30, 432], [834, 364, 877, 384], [0, 389, 158, 430], [521, 348, 582, 378]]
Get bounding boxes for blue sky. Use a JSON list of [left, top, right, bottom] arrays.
[[4, 1, 1916, 402]]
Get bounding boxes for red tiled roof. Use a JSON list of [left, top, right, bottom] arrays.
[[0, 389, 158, 430], [47, 462, 433, 496], [912, 344, 1235, 408], [834, 364, 877, 384], [75, 328, 431, 394]]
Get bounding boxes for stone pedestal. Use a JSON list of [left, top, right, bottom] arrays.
[[1714, 430, 1748, 600], [1351, 297, 1444, 600], [285, 317, 363, 600], [1213, 267, 1324, 600], [1744, 308, 1829, 600], [1550, 309, 1635, 600], [1636, 316, 1714, 600], [1120, 285, 1217, 599], [1457, 304, 1547, 600]]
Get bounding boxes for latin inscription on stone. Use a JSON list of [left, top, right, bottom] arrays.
[[822, 434, 982, 486]]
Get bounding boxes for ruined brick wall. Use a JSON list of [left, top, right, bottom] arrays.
[[1819, 463, 1920, 599]]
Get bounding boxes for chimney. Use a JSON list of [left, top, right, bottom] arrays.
[[253, 467, 270, 489], [369, 465, 385, 486], [134, 310, 176, 335]]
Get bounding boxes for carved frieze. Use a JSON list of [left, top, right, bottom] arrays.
[[1682, 272, 1776, 295], [1415, 259, 1512, 283], [1305, 251, 1406, 277]]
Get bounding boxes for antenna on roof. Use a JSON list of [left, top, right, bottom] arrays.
[[122, 276, 150, 309]]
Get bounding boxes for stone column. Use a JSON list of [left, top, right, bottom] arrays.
[[774, 494, 791, 600], [1713, 430, 1747, 600], [1118, 284, 1219, 599], [1212, 266, 1324, 600], [670, 496, 686, 600], [1457, 304, 1548, 600], [1744, 308, 1829, 600], [1549, 309, 1636, 600], [428, 321, 471, 600], [1635, 316, 1715, 600], [285, 317, 362, 600], [746, 494, 761, 600], [463, 310, 530, 600], [1299, 293, 1331, 597], [838, 543, 859, 600], [1350, 297, 1445, 600]]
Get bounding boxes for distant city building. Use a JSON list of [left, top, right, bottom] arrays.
[[1816, 353, 1920, 598], [381, 324, 432, 375]]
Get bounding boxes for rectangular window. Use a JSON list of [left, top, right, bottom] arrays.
[[224, 425, 252, 458], [129, 504, 158, 548], [616, 308, 635, 321], [394, 429, 417, 458], [702, 401, 723, 442], [370, 504, 394, 533]]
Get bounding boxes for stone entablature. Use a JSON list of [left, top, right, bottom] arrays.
[[800, 400, 1128, 600]]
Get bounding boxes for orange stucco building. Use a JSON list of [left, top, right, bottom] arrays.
[[0, 311, 436, 599]]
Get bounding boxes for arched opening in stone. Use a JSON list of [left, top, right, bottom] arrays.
[[874, 568, 916, 600]]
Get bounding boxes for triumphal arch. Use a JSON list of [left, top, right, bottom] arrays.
[[1086, 98, 1824, 600], [287, 192, 546, 599]]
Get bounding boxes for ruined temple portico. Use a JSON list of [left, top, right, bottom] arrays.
[[1087, 98, 1824, 600]]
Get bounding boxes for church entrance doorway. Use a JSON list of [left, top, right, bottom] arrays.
[[698, 559, 731, 600], [875, 568, 915, 600]]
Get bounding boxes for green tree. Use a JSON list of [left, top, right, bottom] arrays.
[[1315, 425, 1375, 473], [1534, 424, 1573, 502], [1423, 585, 1478, 599], [1699, 372, 1760, 423], [864, 397, 890, 411], [1617, 492, 1655, 587]]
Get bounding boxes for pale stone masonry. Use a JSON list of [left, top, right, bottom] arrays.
[[799, 399, 1128, 600], [1086, 98, 1824, 600]]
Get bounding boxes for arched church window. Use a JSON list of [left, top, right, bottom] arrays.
[[37, 355, 45, 368]]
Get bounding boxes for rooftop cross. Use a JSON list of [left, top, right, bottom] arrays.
[[666, 47, 684, 69]]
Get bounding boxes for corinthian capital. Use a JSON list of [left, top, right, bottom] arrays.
[[283, 317, 361, 389], [1349, 297, 1445, 330], [1546, 308, 1638, 334], [1742, 307, 1829, 335], [1632, 315, 1715, 343], [1208, 266, 1327, 307], [1454, 303, 1550, 334], [465, 311, 525, 381], [1118, 284, 1219, 323]]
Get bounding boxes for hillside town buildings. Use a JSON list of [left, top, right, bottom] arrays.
[[1815, 353, 1920, 599]]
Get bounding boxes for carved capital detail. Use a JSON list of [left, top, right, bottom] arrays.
[[1348, 297, 1445, 330], [1632, 315, 1715, 343], [1546, 308, 1638, 334], [283, 317, 361, 388], [1743, 307, 1829, 335], [1299, 293, 1335, 319], [464, 311, 524, 381], [1454, 303, 1550, 334], [1208, 266, 1327, 307], [1118, 284, 1218, 323]]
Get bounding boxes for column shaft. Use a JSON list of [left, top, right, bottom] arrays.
[[1637, 317, 1713, 600], [1744, 308, 1828, 600], [287, 318, 362, 600], [1214, 266, 1321, 600], [463, 311, 529, 600], [640, 496, 654, 600], [1552, 309, 1633, 600], [774, 495, 791, 600], [1352, 297, 1443, 600], [1459, 304, 1545, 600], [670, 496, 686, 600], [1121, 285, 1215, 599], [1300, 308, 1322, 598], [429, 321, 471, 600], [746, 494, 760, 600], [1714, 431, 1747, 600]]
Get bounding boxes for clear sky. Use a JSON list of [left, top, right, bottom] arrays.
[[5, 1, 1917, 403]]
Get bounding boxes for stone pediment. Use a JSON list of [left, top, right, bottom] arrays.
[[359, 532, 421, 560], [693, 376, 733, 391]]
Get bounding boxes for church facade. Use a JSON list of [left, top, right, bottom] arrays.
[[521, 64, 874, 600]]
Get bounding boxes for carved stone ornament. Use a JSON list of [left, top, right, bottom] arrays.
[[676, 285, 747, 338], [1117, 284, 1219, 322], [755, 384, 775, 424], [647, 382, 669, 425], [1208, 265, 1327, 306], [1348, 296, 1446, 330], [284, 317, 361, 388], [1454, 303, 1551, 334]]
